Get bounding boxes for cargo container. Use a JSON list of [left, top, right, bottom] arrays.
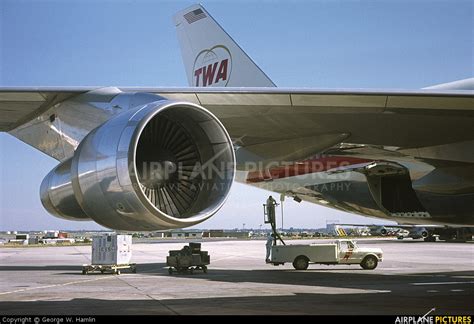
[[92, 234, 132, 265]]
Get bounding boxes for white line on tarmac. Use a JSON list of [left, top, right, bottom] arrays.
[[0, 276, 115, 296], [211, 255, 263, 263], [412, 281, 474, 286]]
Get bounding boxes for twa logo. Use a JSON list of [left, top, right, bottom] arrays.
[[193, 45, 232, 87]]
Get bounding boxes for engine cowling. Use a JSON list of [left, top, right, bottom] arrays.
[[40, 100, 235, 230]]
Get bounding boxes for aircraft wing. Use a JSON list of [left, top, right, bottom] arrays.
[[0, 88, 87, 132], [1, 87, 473, 162]]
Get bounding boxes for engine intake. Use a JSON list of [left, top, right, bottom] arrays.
[[40, 100, 235, 230]]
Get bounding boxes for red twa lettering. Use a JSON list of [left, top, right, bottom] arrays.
[[194, 59, 229, 87], [194, 68, 203, 87], [215, 59, 228, 83], [203, 62, 218, 87]]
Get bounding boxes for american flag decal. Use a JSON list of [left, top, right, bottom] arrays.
[[184, 9, 207, 24]]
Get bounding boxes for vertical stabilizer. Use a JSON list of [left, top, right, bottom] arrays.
[[173, 4, 275, 87]]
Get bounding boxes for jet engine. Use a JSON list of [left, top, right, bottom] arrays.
[[40, 100, 235, 230]]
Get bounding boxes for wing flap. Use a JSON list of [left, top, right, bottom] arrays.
[[387, 95, 473, 110], [291, 94, 387, 108], [196, 93, 291, 106]]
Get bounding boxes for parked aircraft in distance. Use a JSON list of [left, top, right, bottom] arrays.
[[337, 224, 473, 242]]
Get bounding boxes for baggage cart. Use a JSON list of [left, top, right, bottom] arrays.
[[167, 243, 210, 274]]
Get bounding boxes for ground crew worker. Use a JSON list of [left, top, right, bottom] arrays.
[[265, 233, 274, 263], [266, 195, 277, 224]]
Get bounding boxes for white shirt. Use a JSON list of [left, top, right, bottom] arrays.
[[266, 235, 273, 246]]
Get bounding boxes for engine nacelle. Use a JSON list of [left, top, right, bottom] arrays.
[[40, 100, 235, 230]]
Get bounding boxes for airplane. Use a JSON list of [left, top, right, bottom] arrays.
[[0, 4, 473, 235]]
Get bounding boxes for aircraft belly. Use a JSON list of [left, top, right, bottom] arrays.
[[238, 166, 474, 225]]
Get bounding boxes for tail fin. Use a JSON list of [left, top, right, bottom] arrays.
[[173, 4, 275, 87], [423, 77, 474, 90]]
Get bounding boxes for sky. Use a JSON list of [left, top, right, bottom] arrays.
[[0, 0, 472, 231]]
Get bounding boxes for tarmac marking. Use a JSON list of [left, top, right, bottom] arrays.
[[0, 276, 115, 296], [427, 290, 439, 293], [73, 246, 91, 263], [114, 275, 179, 315], [450, 289, 464, 292], [411, 281, 474, 286], [113, 275, 392, 299], [211, 254, 263, 262]]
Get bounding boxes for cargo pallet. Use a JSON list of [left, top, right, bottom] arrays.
[[81, 263, 137, 275]]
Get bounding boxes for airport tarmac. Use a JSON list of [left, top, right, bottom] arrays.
[[0, 238, 472, 315]]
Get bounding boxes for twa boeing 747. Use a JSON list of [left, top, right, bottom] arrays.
[[1, 5, 473, 234]]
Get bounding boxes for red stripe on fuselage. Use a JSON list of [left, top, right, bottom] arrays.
[[246, 156, 373, 183]]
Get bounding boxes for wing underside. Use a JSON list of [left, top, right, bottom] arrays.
[[0, 90, 83, 132], [0, 87, 473, 161]]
